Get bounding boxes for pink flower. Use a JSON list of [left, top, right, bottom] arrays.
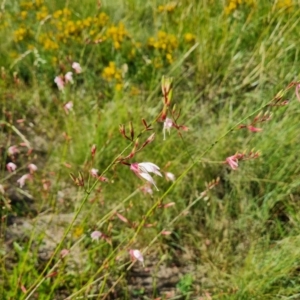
[[17, 174, 31, 188], [163, 118, 173, 140], [64, 101, 73, 114], [54, 76, 65, 91], [90, 168, 99, 178], [72, 62, 82, 74], [129, 249, 144, 266], [64, 72, 73, 84], [28, 163, 37, 173], [226, 155, 239, 170], [60, 249, 70, 258], [8, 145, 19, 156], [130, 162, 162, 190], [247, 125, 263, 132], [7, 162, 17, 172], [165, 172, 175, 182], [140, 184, 153, 195], [91, 230, 102, 241]]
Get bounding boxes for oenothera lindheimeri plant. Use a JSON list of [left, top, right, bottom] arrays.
[[22, 78, 299, 299]]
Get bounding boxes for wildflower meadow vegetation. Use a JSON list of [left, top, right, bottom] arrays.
[[1, 0, 300, 299]]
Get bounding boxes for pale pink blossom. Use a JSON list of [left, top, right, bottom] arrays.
[[17, 174, 31, 188], [60, 249, 69, 258], [72, 62, 82, 74], [64, 101, 73, 114], [7, 162, 17, 172], [247, 125, 263, 132], [28, 163, 37, 173], [129, 249, 144, 266], [54, 76, 65, 91], [8, 145, 19, 156], [165, 172, 175, 182], [130, 162, 162, 190], [64, 72, 73, 84], [225, 155, 239, 170], [163, 118, 173, 140], [90, 168, 99, 178], [140, 184, 153, 195], [91, 230, 102, 241]]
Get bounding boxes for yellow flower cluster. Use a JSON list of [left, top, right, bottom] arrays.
[[13, 27, 28, 42], [36, 5, 48, 21], [275, 0, 293, 11], [224, 0, 254, 15], [102, 62, 123, 90], [13, 3, 111, 50], [39, 34, 59, 50], [20, 0, 43, 10], [106, 23, 128, 50], [157, 2, 177, 13], [148, 31, 178, 64]]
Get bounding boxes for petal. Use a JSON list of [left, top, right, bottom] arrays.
[[139, 162, 162, 176], [139, 172, 155, 185]]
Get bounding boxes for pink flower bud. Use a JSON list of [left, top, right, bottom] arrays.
[[247, 125, 262, 132], [7, 162, 17, 172], [60, 249, 70, 258], [72, 62, 82, 74], [54, 76, 65, 91], [64, 72, 73, 84], [28, 163, 37, 173], [129, 249, 144, 266], [91, 230, 102, 241], [17, 174, 31, 188], [8, 145, 19, 156], [90, 168, 99, 177], [165, 172, 175, 182], [225, 155, 239, 170], [64, 101, 73, 114]]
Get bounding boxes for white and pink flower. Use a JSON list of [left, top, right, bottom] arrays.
[[130, 162, 162, 190], [8, 145, 19, 157], [64, 72, 73, 84], [225, 155, 239, 170], [64, 101, 73, 114], [17, 174, 31, 188], [72, 62, 82, 74], [165, 172, 175, 182], [28, 163, 38, 173], [163, 118, 173, 140], [129, 249, 144, 266], [91, 230, 102, 241], [7, 162, 17, 172], [90, 168, 99, 178], [54, 76, 65, 91]]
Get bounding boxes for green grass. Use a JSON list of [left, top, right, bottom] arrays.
[[1, 0, 300, 299]]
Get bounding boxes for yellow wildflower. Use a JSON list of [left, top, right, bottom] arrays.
[[184, 33, 196, 43], [20, 11, 27, 20], [73, 226, 84, 238], [36, 6, 48, 21], [276, 0, 293, 11], [53, 10, 62, 19], [158, 2, 177, 13], [13, 27, 27, 42], [115, 83, 123, 91]]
